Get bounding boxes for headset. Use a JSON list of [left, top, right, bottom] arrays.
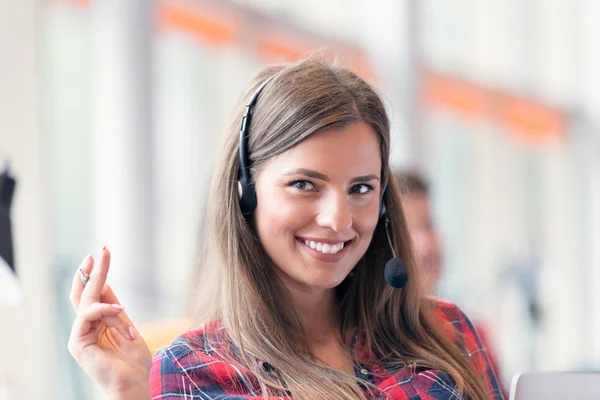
[[237, 75, 276, 216]]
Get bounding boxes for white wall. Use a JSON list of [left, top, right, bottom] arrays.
[[0, 0, 54, 399], [580, 0, 600, 366]]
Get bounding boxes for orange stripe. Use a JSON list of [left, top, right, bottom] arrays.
[[502, 98, 566, 145], [49, 0, 90, 5], [254, 27, 327, 63], [256, 39, 309, 62], [157, 2, 237, 46], [424, 71, 489, 119], [423, 70, 566, 145]]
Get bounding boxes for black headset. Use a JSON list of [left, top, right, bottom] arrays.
[[237, 75, 275, 215], [237, 75, 389, 219]]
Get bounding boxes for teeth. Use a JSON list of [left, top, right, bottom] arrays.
[[303, 240, 346, 255]]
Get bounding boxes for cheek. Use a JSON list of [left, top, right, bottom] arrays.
[[354, 212, 379, 242], [349, 194, 380, 231], [255, 192, 311, 240]]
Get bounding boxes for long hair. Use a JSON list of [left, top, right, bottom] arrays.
[[192, 58, 491, 399]]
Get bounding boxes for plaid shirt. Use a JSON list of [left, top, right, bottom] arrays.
[[149, 299, 504, 399]]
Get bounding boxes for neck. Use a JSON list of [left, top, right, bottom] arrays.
[[286, 284, 340, 344]]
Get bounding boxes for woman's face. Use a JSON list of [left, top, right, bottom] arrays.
[[253, 121, 382, 292]]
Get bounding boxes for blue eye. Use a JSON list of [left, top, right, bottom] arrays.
[[289, 180, 316, 191], [350, 183, 375, 194]]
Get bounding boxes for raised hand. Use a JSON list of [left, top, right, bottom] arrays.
[[68, 248, 152, 399]]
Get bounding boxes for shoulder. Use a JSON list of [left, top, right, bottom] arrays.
[[425, 298, 505, 399], [149, 321, 259, 399], [427, 297, 468, 323], [426, 298, 488, 371], [426, 297, 480, 346]]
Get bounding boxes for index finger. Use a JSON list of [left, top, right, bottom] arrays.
[[80, 247, 111, 309]]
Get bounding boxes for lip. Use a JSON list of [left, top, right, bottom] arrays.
[[295, 237, 353, 263], [296, 236, 353, 245]]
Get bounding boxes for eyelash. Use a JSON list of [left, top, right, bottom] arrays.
[[288, 180, 375, 194], [288, 180, 316, 191], [350, 183, 375, 194]]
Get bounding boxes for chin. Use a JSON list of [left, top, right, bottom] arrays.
[[302, 271, 349, 289]]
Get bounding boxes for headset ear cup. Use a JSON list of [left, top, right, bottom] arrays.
[[238, 181, 257, 215]]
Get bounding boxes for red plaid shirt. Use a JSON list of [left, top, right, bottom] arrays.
[[149, 299, 504, 399]]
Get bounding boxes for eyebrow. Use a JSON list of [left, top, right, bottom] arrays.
[[350, 174, 380, 184], [284, 168, 380, 183]]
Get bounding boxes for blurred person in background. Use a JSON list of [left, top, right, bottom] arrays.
[[394, 171, 442, 295], [67, 58, 503, 400], [395, 169, 508, 398]]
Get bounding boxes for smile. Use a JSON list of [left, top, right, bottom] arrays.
[[295, 237, 353, 262], [303, 239, 345, 254]]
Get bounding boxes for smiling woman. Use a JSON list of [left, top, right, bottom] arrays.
[[67, 58, 504, 400], [254, 122, 382, 290]]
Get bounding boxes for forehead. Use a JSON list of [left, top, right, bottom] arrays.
[[261, 121, 382, 179]]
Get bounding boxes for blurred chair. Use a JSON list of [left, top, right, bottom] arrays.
[[510, 372, 600, 400]]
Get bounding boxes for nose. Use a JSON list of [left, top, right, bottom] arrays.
[[315, 191, 353, 232]]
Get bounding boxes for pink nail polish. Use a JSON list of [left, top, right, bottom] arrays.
[[128, 326, 137, 340], [111, 304, 124, 310]]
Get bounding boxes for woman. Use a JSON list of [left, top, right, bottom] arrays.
[[68, 59, 504, 399]]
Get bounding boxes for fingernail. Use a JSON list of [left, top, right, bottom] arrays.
[[128, 326, 137, 341], [102, 245, 107, 251], [111, 304, 124, 310]]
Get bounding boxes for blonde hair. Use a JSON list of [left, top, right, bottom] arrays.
[[191, 58, 491, 399]]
